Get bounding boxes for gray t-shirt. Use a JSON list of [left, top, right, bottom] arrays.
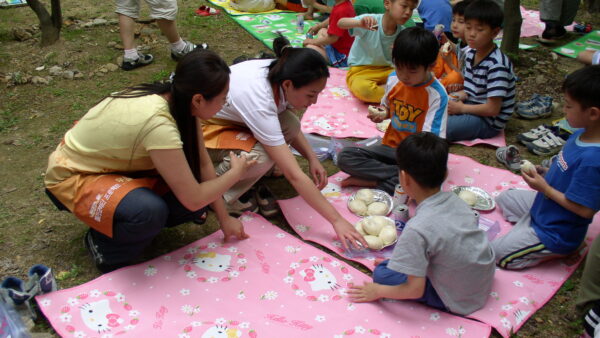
[[388, 191, 495, 315]]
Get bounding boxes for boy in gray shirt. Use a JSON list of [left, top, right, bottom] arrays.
[[348, 132, 495, 315]]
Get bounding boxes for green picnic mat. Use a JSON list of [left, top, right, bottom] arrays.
[[553, 30, 600, 58], [232, 12, 417, 49], [494, 38, 538, 50]]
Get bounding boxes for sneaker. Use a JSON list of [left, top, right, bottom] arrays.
[[526, 132, 568, 156], [24, 264, 57, 297], [583, 301, 600, 338], [170, 40, 209, 61], [121, 52, 154, 71], [538, 22, 567, 43], [496, 145, 522, 171], [84, 230, 127, 273], [516, 96, 553, 120], [516, 125, 556, 144], [254, 183, 279, 217], [226, 190, 258, 216]]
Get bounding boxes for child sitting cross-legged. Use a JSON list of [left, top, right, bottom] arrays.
[[492, 65, 600, 270], [445, 0, 516, 142], [337, 0, 418, 103], [347, 132, 496, 315], [337, 26, 448, 194]]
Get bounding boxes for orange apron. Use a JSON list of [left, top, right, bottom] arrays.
[[202, 118, 258, 152], [47, 174, 166, 238]]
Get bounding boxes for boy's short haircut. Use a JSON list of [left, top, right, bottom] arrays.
[[396, 132, 449, 189], [464, 0, 503, 29], [562, 65, 600, 109], [452, 0, 471, 16], [391, 26, 439, 69]]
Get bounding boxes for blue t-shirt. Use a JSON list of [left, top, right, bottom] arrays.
[[531, 130, 600, 254], [347, 14, 405, 67], [417, 0, 452, 32]]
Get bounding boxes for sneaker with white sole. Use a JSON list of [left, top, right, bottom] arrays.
[[526, 132, 568, 156], [171, 40, 209, 61], [517, 125, 556, 144], [496, 145, 522, 171], [516, 95, 553, 119], [254, 183, 279, 217], [226, 190, 258, 216], [121, 52, 154, 71]]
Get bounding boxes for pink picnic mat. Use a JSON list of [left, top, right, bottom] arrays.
[[279, 154, 600, 337], [301, 68, 506, 148], [36, 213, 491, 338], [497, 6, 575, 38]]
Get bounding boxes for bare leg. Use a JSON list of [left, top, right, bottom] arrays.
[[577, 50, 595, 65], [118, 14, 136, 50], [340, 176, 377, 188], [156, 19, 181, 43]]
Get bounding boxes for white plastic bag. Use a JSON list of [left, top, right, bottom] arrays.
[[230, 0, 275, 13]]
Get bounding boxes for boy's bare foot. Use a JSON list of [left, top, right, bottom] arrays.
[[340, 176, 377, 188]]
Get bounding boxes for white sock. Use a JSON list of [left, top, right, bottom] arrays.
[[171, 39, 186, 53], [124, 49, 139, 60]]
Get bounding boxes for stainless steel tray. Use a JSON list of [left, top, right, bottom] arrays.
[[347, 189, 393, 217], [452, 186, 495, 211]]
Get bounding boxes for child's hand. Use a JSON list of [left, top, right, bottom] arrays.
[[446, 83, 464, 93], [229, 151, 257, 176], [308, 24, 321, 36], [360, 16, 378, 31], [347, 282, 380, 302], [521, 168, 551, 194], [447, 100, 463, 115], [302, 38, 314, 46]]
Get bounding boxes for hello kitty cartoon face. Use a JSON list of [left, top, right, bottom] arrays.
[[193, 252, 232, 272], [321, 183, 341, 198], [80, 299, 121, 333], [299, 264, 340, 291], [202, 325, 241, 338], [314, 117, 334, 131]]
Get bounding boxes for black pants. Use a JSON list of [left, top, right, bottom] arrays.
[[89, 188, 208, 266], [337, 142, 398, 194]]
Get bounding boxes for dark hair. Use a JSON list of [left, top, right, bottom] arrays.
[[396, 132, 448, 189], [464, 0, 503, 29], [562, 65, 600, 109], [110, 49, 230, 181], [452, 0, 471, 16], [267, 35, 329, 88], [392, 26, 439, 68]]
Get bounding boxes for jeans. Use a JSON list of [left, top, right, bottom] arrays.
[[446, 114, 500, 142], [90, 187, 208, 266], [373, 260, 447, 311]]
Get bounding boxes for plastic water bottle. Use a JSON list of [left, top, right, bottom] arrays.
[[0, 302, 31, 338], [296, 14, 305, 34]]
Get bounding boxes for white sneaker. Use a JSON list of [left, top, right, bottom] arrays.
[[170, 40, 209, 61]]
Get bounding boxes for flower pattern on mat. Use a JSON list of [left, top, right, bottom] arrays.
[[178, 318, 256, 338], [286, 256, 351, 302]]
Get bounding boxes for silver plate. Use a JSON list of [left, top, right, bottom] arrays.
[[355, 216, 397, 250], [347, 189, 393, 217], [452, 186, 495, 211]]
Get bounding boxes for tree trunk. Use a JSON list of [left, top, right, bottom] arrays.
[[501, 0, 522, 61], [27, 0, 62, 46], [587, 0, 600, 13]]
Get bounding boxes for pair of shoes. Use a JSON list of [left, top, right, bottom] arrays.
[[254, 183, 279, 217], [195, 5, 220, 16], [171, 40, 209, 61], [526, 132, 568, 156], [83, 230, 128, 273], [496, 145, 522, 171], [226, 190, 259, 216], [515, 94, 553, 119], [517, 124, 559, 144], [0, 264, 57, 321], [574, 23, 593, 33], [121, 52, 154, 71], [538, 22, 567, 43]]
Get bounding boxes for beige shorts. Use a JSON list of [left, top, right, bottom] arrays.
[[115, 0, 178, 20]]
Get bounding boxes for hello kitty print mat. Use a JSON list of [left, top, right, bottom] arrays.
[[36, 213, 491, 338], [279, 154, 600, 337], [301, 68, 506, 148]]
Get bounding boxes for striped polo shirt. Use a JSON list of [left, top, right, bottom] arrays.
[[463, 47, 516, 130]]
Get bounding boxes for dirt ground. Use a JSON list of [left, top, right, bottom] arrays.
[[0, 0, 598, 336]]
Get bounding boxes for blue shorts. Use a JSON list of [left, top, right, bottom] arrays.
[[373, 260, 447, 311], [325, 44, 348, 68]]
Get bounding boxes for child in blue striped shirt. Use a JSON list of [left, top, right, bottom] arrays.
[[444, 0, 516, 142]]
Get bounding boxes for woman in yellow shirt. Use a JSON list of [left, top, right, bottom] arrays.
[[45, 50, 255, 273]]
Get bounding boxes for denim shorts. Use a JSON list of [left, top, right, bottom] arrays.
[[325, 44, 348, 68]]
